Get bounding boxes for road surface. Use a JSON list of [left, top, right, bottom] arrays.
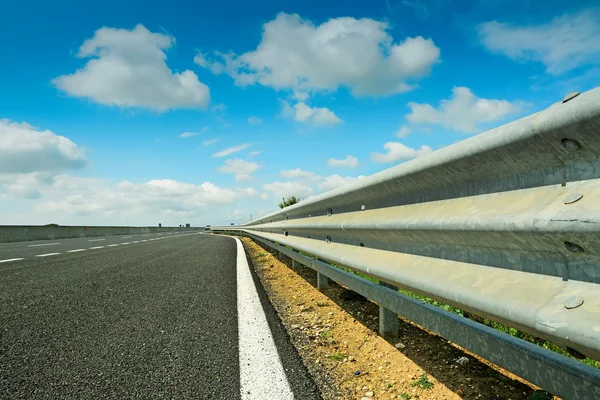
[[0, 232, 319, 399]]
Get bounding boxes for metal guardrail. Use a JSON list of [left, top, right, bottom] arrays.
[[213, 86, 600, 399]]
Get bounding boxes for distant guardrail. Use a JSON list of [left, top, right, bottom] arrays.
[[0, 225, 201, 243], [213, 87, 600, 399]]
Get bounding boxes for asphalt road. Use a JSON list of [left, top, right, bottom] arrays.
[[0, 233, 320, 399]]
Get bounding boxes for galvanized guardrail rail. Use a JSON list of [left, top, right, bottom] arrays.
[[213, 87, 600, 399]]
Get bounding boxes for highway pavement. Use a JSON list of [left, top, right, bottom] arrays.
[[0, 233, 320, 399]]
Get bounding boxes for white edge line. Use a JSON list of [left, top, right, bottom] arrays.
[[0, 258, 24, 263], [27, 243, 60, 247], [234, 237, 294, 399], [121, 242, 131, 245], [36, 253, 61, 257], [107, 244, 120, 247], [88, 238, 106, 242], [89, 246, 105, 249], [121, 236, 132, 238], [67, 249, 86, 253]]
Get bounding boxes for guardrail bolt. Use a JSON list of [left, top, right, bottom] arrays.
[[564, 241, 585, 253], [284, 231, 288, 236], [326, 236, 332, 243], [327, 208, 332, 216], [564, 296, 584, 309], [563, 193, 583, 204], [562, 91, 580, 103], [561, 138, 582, 152]]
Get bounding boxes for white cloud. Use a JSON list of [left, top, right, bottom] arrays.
[[202, 138, 219, 146], [196, 13, 440, 97], [213, 143, 250, 157], [211, 103, 226, 113], [280, 168, 319, 180], [201, 126, 210, 132], [52, 24, 210, 111], [248, 116, 263, 124], [281, 101, 342, 126], [248, 151, 262, 157], [328, 155, 358, 168], [0, 119, 87, 175], [371, 141, 432, 163], [262, 181, 314, 199], [395, 125, 411, 138], [179, 132, 198, 138], [405, 86, 523, 134], [217, 158, 260, 182], [478, 9, 600, 75], [37, 179, 261, 217], [317, 174, 364, 191]]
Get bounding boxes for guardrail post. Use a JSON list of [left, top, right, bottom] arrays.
[[379, 282, 399, 340], [317, 272, 330, 290], [292, 259, 300, 269]]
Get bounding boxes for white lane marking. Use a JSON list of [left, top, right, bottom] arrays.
[[36, 253, 60, 257], [121, 236, 132, 239], [121, 242, 131, 245], [107, 244, 120, 247], [67, 249, 86, 253], [234, 237, 294, 399], [28, 243, 60, 247], [132, 241, 140, 244], [89, 246, 105, 249], [0, 258, 24, 263], [88, 238, 105, 242], [141, 240, 148, 242]]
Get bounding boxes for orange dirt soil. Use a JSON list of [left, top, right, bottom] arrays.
[[241, 237, 556, 400]]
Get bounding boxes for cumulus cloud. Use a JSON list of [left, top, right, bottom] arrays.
[[271, 168, 364, 197], [281, 101, 342, 126], [217, 158, 260, 181], [38, 179, 261, 217], [317, 174, 364, 191], [0, 119, 87, 175], [395, 126, 411, 138], [478, 9, 600, 75], [280, 168, 319, 180], [371, 142, 432, 163], [179, 132, 198, 138], [405, 87, 523, 134], [213, 143, 250, 157], [248, 116, 262, 124], [327, 155, 358, 168], [262, 181, 314, 199], [196, 13, 440, 97], [52, 24, 210, 111]]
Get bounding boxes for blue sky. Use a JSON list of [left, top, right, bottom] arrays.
[[1, 0, 599, 225]]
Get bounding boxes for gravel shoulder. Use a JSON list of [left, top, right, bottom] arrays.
[[241, 237, 553, 400]]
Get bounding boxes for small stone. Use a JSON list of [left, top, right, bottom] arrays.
[[366, 391, 374, 397], [455, 356, 469, 365], [394, 342, 406, 349], [354, 371, 361, 376], [361, 398, 370, 400]]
